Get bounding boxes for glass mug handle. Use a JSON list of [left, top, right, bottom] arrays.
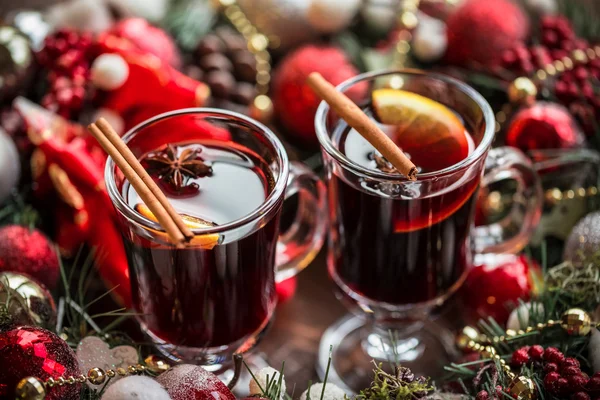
[[275, 161, 328, 282], [473, 147, 543, 254]]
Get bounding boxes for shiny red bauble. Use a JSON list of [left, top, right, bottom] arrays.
[[505, 102, 585, 152], [461, 254, 538, 325], [156, 364, 236, 400], [272, 45, 367, 147], [107, 18, 182, 68], [0, 225, 59, 289], [445, 0, 529, 68], [0, 326, 80, 400]]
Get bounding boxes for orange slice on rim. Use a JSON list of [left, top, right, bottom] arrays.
[[136, 203, 220, 249], [372, 89, 471, 173]]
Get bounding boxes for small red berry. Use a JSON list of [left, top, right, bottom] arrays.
[[512, 347, 530, 366], [563, 366, 582, 376], [545, 347, 565, 364], [572, 392, 591, 400], [476, 390, 489, 400], [495, 386, 503, 398], [587, 375, 600, 392], [544, 363, 559, 374], [545, 372, 561, 393], [558, 378, 569, 395], [569, 375, 588, 392], [528, 345, 544, 361], [562, 358, 581, 370]]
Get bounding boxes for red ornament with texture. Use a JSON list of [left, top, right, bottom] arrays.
[[0, 226, 59, 289], [107, 18, 182, 69], [505, 102, 586, 152], [156, 364, 236, 400], [272, 45, 367, 147], [461, 254, 538, 325], [445, 0, 529, 68], [0, 326, 80, 400]]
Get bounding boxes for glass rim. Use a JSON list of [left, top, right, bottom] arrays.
[[314, 69, 496, 180], [104, 107, 290, 235]]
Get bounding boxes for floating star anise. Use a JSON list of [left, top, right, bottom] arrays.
[[145, 144, 212, 192]]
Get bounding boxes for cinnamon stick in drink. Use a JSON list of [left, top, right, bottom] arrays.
[[307, 72, 418, 180]]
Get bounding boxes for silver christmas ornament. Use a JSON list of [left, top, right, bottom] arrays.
[[563, 211, 600, 263], [0, 129, 20, 204]]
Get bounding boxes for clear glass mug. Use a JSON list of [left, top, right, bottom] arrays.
[[105, 109, 327, 371], [314, 70, 543, 392]]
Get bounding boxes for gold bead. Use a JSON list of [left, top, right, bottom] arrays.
[[136, 364, 146, 371], [106, 369, 116, 378], [481, 346, 497, 358], [548, 319, 556, 325], [15, 377, 46, 400], [88, 368, 107, 385], [588, 187, 598, 196], [536, 70, 547, 81], [562, 57, 574, 70], [572, 49, 588, 63], [249, 95, 274, 123], [399, 11, 419, 29], [128, 365, 138, 374], [595, 45, 600, 56], [248, 33, 269, 52], [66, 376, 76, 385], [566, 190, 575, 199], [56, 377, 65, 386], [561, 308, 592, 335], [577, 188, 586, 198], [525, 326, 534, 332], [116, 368, 127, 376], [546, 188, 563, 204], [508, 77, 537, 105], [499, 359, 507, 366], [144, 355, 171, 374], [536, 323, 545, 330], [586, 48, 596, 59], [456, 326, 481, 350], [553, 60, 565, 72], [46, 378, 55, 388], [506, 329, 517, 337], [77, 375, 87, 383], [518, 330, 525, 335], [508, 376, 537, 400]]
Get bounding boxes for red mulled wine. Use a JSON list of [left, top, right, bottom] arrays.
[[121, 142, 279, 348], [329, 106, 479, 305]]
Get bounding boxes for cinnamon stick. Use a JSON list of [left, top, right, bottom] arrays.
[[307, 72, 418, 181], [88, 121, 191, 246]]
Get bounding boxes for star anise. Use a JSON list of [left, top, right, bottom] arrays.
[[144, 144, 212, 192]]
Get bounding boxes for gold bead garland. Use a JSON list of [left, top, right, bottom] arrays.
[[456, 309, 597, 400], [215, 0, 274, 121]]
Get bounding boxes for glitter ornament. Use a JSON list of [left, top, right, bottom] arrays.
[[508, 376, 536, 400], [76, 336, 138, 389], [300, 383, 347, 400], [0, 326, 80, 400], [249, 366, 286, 398], [272, 45, 367, 146], [101, 375, 171, 400], [445, 0, 530, 68], [14, 376, 46, 400], [563, 212, 600, 263], [0, 129, 20, 204], [507, 77, 538, 106], [561, 308, 592, 336], [505, 102, 585, 153], [156, 364, 236, 400], [0, 225, 60, 289], [306, 0, 361, 34], [0, 272, 56, 329], [412, 13, 447, 63]]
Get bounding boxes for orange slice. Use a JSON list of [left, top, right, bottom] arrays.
[[135, 203, 220, 249], [372, 89, 470, 172]]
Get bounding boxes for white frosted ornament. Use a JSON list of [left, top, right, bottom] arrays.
[[237, 0, 317, 49], [300, 383, 347, 400], [307, 0, 361, 34], [563, 212, 600, 263], [360, 0, 397, 34], [101, 376, 171, 400], [507, 302, 545, 331], [249, 366, 286, 398], [45, 0, 113, 33], [412, 13, 447, 63], [525, 0, 558, 15], [104, 0, 170, 22], [0, 129, 20, 204], [91, 54, 129, 91]]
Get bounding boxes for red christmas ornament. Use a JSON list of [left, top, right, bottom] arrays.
[[505, 102, 585, 152], [272, 45, 367, 147], [156, 364, 236, 400], [445, 0, 529, 68], [460, 254, 537, 325], [107, 18, 182, 69], [0, 326, 80, 400], [0, 226, 59, 289]]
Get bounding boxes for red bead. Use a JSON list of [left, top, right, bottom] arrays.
[[512, 347, 531, 366], [476, 390, 489, 400], [569, 375, 588, 392], [562, 358, 581, 369], [572, 392, 591, 400], [545, 347, 565, 363], [528, 345, 544, 361], [563, 366, 582, 376], [544, 363, 559, 373]]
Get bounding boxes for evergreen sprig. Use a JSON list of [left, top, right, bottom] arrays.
[[356, 363, 434, 400]]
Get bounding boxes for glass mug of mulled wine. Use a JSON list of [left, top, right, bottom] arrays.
[[105, 109, 327, 370], [315, 70, 543, 392]]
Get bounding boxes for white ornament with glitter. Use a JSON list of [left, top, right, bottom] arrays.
[[307, 0, 361, 34], [300, 382, 347, 400], [249, 366, 287, 398], [507, 302, 545, 331], [101, 376, 172, 400]]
